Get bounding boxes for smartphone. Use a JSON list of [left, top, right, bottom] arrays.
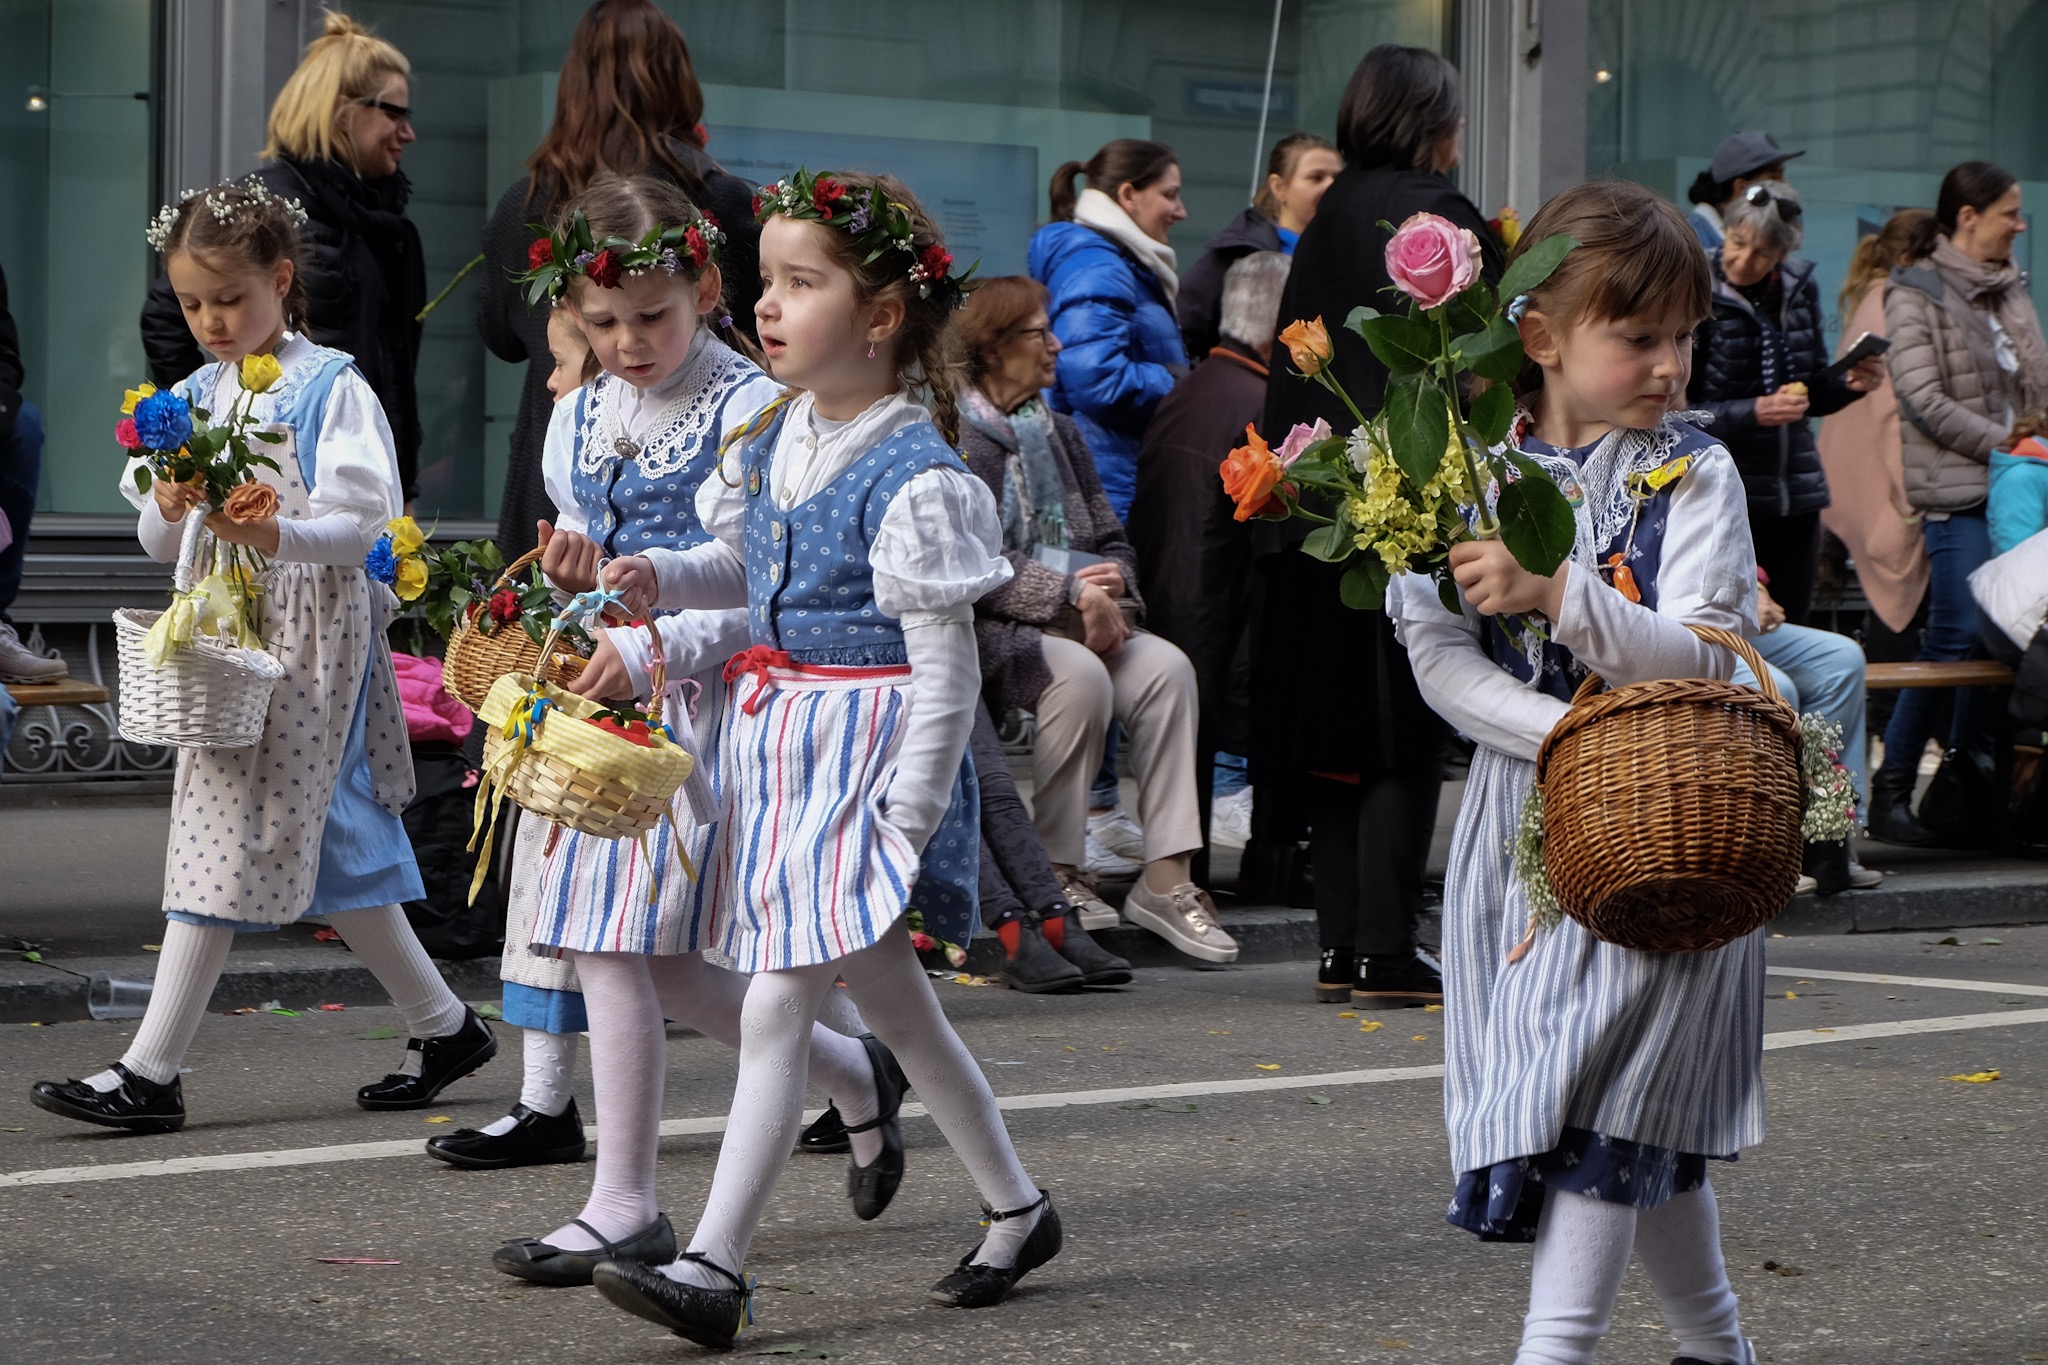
[[1818, 331, 1891, 382]]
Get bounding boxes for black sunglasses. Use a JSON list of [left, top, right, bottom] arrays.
[[357, 97, 412, 126], [1743, 182, 1801, 224]]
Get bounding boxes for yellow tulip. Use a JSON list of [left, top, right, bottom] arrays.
[[121, 382, 157, 415], [385, 515, 426, 557], [240, 352, 284, 394], [394, 555, 429, 602]]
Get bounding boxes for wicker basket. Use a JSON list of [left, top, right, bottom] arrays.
[[442, 546, 589, 713], [112, 515, 288, 751], [1534, 624, 1804, 954]]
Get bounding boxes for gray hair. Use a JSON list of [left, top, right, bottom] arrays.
[[1721, 181, 1804, 257], [1220, 251, 1293, 349]]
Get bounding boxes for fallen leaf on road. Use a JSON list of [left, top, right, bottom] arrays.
[[361, 1027, 400, 1040], [1306, 1094, 1331, 1106], [1208, 1029, 1230, 1035], [1784, 991, 1798, 1000], [474, 1003, 504, 1020], [426, 1115, 454, 1124], [753, 1345, 846, 1359], [1337, 1011, 1358, 1019], [1065, 1046, 1076, 1052], [20, 951, 40, 962], [1423, 1004, 1443, 1012], [1, 1126, 25, 1132], [268, 1007, 301, 1017], [1359, 1021, 1383, 1033], [1377, 1340, 1411, 1350], [1980, 938, 2003, 945], [1255, 1063, 1281, 1071], [1411, 1034, 1429, 1041], [1812, 1028, 1836, 1034], [312, 927, 342, 943], [1946, 1070, 2001, 1083], [1762, 1260, 1802, 1276], [1936, 936, 1961, 946], [142, 944, 161, 953], [1029, 1033, 1064, 1040], [763, 1282, 815, 1295], [316, 1257, 400, 1265]]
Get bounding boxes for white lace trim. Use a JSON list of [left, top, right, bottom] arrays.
[[576, 335, 756, 481]]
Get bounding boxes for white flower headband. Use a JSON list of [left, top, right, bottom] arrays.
[[145, 177, 310, 253]]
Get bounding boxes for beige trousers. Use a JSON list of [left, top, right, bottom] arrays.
[[1030, 630, 1203, 866]]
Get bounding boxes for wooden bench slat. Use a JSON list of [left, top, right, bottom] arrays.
[[5, 680, 112, 707], [1865, 661, 2017, 689]]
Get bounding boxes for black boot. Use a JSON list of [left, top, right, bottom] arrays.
[[1801, 839, 1851, 897], [426, 1097, 586, 1169], [357, 1007, 499, 1110], [1315, 948, 1353, 1003], [1865, 766, 1935, 846], [1046, 907, 1132, 986], [30, 1063, 185, 1134], [997, 916, 1085, 994]]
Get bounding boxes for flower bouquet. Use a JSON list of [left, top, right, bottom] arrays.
[[425, 532, 593, 714], [1221, 214, 1580, 616]]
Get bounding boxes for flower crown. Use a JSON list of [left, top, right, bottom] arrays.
[[517, 209, 725, 305], [146, 177, 310, 252], [751, 168, 971, 306]]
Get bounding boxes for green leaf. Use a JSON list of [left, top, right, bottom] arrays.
[[361, 1026, 400, 1040], [21, 950, 41, 963], [1340, 558, 1388, 610], [1437, 575, 1465, 615], [1444, 280, 1496, 336], [1300, 522, 1353, 562], [1495, 452, 1579, 575], [1306, 1094, 1332, 1106], [474, 1002, 503, 1021], [132, 465, 153, 494], [1453, 316, 1526, 384], [1356, 313, 1435, 375], [250, 429, 284, 443], [1497, 233, 1580, 306], [1343, 305, 1381, 335], [1467, 383, 1517, 447], [1382, 376, 1449, 488]]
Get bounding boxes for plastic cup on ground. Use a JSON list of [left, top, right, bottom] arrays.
[[87, 973, 153, 1021]]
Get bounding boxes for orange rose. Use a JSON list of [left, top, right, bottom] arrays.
[[1219, 424, 1285, 522], [1278, 317, 1333, 379], [223, 480, 280, 524]]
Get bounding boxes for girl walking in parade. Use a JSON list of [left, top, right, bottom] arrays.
[[1391, 181, 1766, 1365], [31, 179, 495, 1131], [454, 174, 901, 1289], [590, 170, 1060, 1347]]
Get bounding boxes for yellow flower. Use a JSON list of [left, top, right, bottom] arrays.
[[239, 352, 284, 394], [394, 555, 429, 601], [121, 382, 157, 415], [385, 515, 426, 557]]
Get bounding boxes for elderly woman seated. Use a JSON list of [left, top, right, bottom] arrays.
[[948, 277, 1235, 964]]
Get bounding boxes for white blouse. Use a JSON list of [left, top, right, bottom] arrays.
[[1391, 443, 1759, 763]]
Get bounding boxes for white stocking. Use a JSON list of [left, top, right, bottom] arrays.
[[329, 903, 468, 1054], [1634, 1183, 1748, 1364], [479, 1028, 579, 1135], [102, 919, 234, 1088], [813, 980, 869, 1038], [1518, 1188, 1636, 1365], [545, 951, 665, 1251]]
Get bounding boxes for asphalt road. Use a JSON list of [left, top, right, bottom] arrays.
[[4, 931, 2046, 1364]]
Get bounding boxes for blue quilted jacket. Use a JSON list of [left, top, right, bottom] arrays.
[[1028, 220, 1188, 517]]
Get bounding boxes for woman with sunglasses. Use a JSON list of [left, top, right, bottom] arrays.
[[140, 11, 427, 504]]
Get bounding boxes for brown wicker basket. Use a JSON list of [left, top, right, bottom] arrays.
[[1534, 624, 1804, 954], [442, 546, 589, 713]]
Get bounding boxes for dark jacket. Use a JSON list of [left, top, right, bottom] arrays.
[[955, 399, 1142, 718], [1691, 254, 1858, 518], [0, 264, 21, 444], [1177, 208, 1284, 357], [1027, 220, 1188, 519], [142, 158, 427, 499], [482, 139, 761, 559], [1255, 165, 1503, 797]]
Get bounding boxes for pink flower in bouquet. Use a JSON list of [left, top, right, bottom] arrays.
[[115, 417, 142, 450], [910, 931, 937, 953], [944, 944, 969, 968], [1385, 213, 1483, 310], [1275, 418, 1332, 469]]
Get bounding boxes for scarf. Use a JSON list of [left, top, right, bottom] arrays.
[[1932, 235, 2048, 416], [1073, 187, 1179, 304], [961, 386, 1068, 552]]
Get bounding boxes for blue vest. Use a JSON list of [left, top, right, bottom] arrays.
[[181, 344, 356, 492], [737, 409, 970, 666]]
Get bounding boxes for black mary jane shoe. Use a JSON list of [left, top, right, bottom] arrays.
[[492, 1212, 676, 1288], [797, 1102, 850, 1154], [427, 1098, 586, 1170], [929, 1190, 1063, 1308], [29, 1063, 185, 1134], [846, 1034, 908, 1221], [356, 1007, 499, 1111], [593, 1252, 752, 1350]]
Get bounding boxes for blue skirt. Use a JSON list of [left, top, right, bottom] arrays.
[[1446, 1125, 1724, 1242]]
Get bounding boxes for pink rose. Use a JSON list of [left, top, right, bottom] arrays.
[[1275, 418, 1332, 468], [115, 417, 142, 450], [1385, 213, 1483, 310]]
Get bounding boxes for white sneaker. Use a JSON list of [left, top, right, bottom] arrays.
[[1210, 788, 1253, 849], [1057, 869, 1120, 931], [1083, 831, 1141, 880], [1123, 881, 1239, 963], [1088, 806, 1146, 862], [0, 622, 66, 683], [1845, 859, 1884, 890], [1793, 873, 1818, 897]]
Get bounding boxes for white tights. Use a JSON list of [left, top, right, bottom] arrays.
[[104, 905, 466, 1089], [1517, 1184, 1748, 1365], [664, 920, 1040, 1288], [543, 949, 880, 1253]]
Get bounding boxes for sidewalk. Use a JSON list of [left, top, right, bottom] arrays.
[[2, 784, 2043, 1021]]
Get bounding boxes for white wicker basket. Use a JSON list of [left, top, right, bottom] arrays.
[[113, 514, 288, 751]]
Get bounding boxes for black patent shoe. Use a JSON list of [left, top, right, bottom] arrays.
[[999, 918, 1085, 994], [1049, 908, 1132, 985], [846, 1034, 908, 1221], [1352, 947, 1444, 1009], [798, 1102, 849, 1154], [30, 1063, 185, 1134], [356, 1007, 499, 1111], [1315, 948, 1354, 1003], [929, 1190, 1063, 1308], [593, 1252, 751, 1350], [492, 1212, 675, 1288], [427, 1098, 586, 1170]]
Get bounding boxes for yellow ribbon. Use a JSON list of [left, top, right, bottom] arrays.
[[141, 573, 260, 666]]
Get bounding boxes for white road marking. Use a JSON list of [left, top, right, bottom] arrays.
[[1768, 965, 2048, 998], [7, 1009, 2045, 1190]]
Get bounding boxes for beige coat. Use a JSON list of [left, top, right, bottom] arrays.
[[1817, 286, 1928, 631]]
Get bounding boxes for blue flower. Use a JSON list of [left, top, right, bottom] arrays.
[[364, 534, 397, 585], [133, 389, 194, 451]]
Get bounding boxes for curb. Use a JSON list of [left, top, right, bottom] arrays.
[[2, 954, 505, 1026]]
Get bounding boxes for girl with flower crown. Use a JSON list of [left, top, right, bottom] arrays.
[[585, 169, 1059, 1347], [30, 179, 494, 1134], [468, 173, 900, 1293]]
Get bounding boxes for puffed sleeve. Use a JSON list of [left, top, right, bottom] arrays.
[[872, 465, 1014, 625], [540, 389, 588, 539], [1391, 577, 1571, 762], [274, 370, 402, 564]]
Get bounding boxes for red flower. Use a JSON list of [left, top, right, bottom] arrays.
[[701, 210, 720, 228], [115, 417, 142, 450], [811, 178, 846, 220], [526, 237, 553, 270], [684, 225, 709, 270], [750, 192, 763, 217], [919, 243, 952, 279], [488, 588, 521, 624], [586, 248, 622, 290], [589, 716, 655, 748]]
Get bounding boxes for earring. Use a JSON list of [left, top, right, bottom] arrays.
[[867, 341, 877, 359]]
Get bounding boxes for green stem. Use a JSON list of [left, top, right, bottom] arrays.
[[1317, 372, 1372, 431], [1436, 308, 1500, 540], [417, 253, 485, 323]]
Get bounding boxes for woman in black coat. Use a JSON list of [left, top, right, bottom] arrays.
[[1254, 44, 1504, 1008], [480, 1, 761, 561]]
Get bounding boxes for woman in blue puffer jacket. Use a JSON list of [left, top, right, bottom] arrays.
[[1028, 139, 1189, 519]]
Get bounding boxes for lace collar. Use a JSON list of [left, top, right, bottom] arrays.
[[577, 333, 760, 480]]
